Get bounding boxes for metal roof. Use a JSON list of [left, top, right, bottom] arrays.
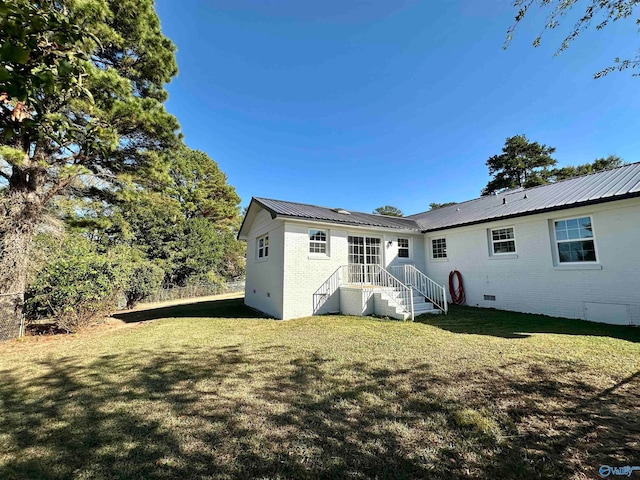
[[252, 197, 421, 231], [408, 162, 640, 231], [239, 163, 640, 238]]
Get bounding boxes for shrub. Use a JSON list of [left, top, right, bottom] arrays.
[[25, 254, 126, 332], [123, 262, 164, 309]]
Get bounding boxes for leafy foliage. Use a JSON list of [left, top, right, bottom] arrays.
[[110, 147, 244, 286], [166, 148, 240, 225], [24, 235, 128, 332], [123, 262, 164, 309], [373, 205, 403, 217], [482, 135, 557, 195], [0, 0, 179, 307], [1, 2, 245, 332], [506, 0, 640, 78], [551, 155, 624, 181], [482, 137, 625, 195]]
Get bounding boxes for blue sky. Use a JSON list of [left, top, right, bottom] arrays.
[[155, 0, 640, 215]]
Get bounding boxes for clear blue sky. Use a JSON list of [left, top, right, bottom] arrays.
[[155, 0, 640, 215]]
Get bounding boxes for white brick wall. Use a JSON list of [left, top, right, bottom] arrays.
[[244, 209, 285, 319], [424, 197, 640, 325], [281, 221, 425, 319], [339, 286, 374, 316], [282, 222, 348, 319]]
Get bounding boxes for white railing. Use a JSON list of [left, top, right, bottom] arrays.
[[390, 264, 448, 314], [342, 264, 414, 320], [312, 266, 342, 313]]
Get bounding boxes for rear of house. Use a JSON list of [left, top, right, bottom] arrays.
[[239, 163, 640, 325], [417, 197, 640, 325]]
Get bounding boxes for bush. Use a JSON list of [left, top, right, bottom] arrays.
[[25, 252, 127, 332], [123, 262, 164, 308], [25, 234, 172, 329]]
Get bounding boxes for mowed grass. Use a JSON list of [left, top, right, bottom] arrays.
[[1, 299, 639, 480]]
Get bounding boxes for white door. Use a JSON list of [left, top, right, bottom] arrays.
[[348, 236, 381, 283]]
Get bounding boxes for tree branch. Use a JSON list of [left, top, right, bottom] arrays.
[[41, 175, 79, 204]]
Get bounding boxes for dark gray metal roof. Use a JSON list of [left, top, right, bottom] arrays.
[[239, 163, 640, 238], [408, 162, 640, 232], [253, 197, 421, 231]]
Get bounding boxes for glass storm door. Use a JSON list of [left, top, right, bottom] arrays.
[[348, 236, 381, 283]]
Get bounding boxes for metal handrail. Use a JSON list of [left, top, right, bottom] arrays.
[[400, 264, 448, 314], [312, 266, 342, 313], [342, 264, 414, 320]]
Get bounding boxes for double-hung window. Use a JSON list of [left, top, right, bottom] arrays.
[[490, 227, 516, 254], [309, 229, 327, 254], [398, 238, 410, 258], [554, 216, 597, 263], [257, 234, 269, 259]]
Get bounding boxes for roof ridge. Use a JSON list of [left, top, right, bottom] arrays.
[[407, 161, 640, 217]]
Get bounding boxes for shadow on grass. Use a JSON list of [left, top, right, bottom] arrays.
[[113, 297, 269, 323], [417, 305, 640, 343], [1, 345, 638, 479]]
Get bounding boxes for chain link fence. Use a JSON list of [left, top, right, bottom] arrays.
[[116, 280, 245, 310], [0, 293, 24, 341]]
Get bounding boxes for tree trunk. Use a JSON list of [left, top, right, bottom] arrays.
[[0, 186, 41, 341]]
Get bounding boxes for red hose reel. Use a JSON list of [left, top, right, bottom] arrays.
[[448, 270, 465, 305]]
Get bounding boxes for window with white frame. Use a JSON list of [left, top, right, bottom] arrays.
[[398, 238, 410, 258], [431, 238, 447, 259], [490, 227, 516, 254], [554, 216, 597, 263], [309, 229, 327, 254], [256, 234, 269, 259]]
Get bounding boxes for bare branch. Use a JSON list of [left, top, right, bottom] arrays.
[[505, 0, 640, 78]]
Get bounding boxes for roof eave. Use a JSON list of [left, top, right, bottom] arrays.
[[237, 197, 279, 240], [282, 216, 421, 233]]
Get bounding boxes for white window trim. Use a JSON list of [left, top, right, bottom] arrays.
[[552, 214, 599, 265], [430, 237, 448, 261], [397, 237, 411, 261], [256, 233, 269, 262], [489, 226, 517, 256], [308, 228, 329, 257]]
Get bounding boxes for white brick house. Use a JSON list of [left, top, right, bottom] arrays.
[[238, 163, 640, 325]]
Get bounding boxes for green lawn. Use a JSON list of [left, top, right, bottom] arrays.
[[1, 299, 639, 480]]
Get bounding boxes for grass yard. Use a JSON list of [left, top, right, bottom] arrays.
[[1, 299, 639, 480]]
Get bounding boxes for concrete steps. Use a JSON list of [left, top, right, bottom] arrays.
[[374, 290, 441, 320]]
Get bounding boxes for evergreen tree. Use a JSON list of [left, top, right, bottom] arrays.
[[373, 205, 403, 217], [0, 0, 179, 335], [481, 135, 557, 195], [551, 155, 624, 181]]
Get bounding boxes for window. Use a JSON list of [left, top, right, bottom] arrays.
[[431, 238, 447, 259], [398, 238, 410, 258], [309, 229, 327, 254], [490, 227, 516, 254], [554, 216, 597, 263], [257, 234, 269, 259]]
